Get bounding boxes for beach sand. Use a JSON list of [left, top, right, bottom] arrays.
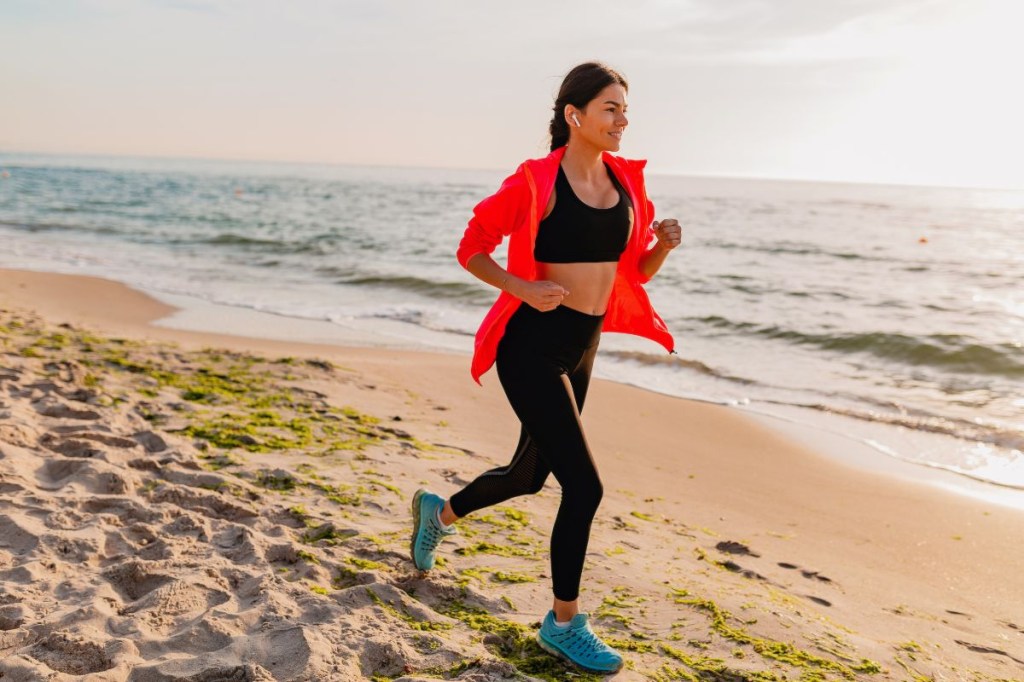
[[0, 267, 1021, 681]]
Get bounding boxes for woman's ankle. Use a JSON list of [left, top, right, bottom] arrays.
[[552, 597, 579, 622], [439, 500, 458, 526]]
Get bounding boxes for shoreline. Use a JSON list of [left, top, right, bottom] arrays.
[[4, 265, 1021, 511], [3, 266, 1024, 679]]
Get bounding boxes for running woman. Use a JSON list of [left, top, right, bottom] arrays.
[[410, 61, 681, 674]]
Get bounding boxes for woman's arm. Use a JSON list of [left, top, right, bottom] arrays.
[[638, 219, 682, 280], [466, 253, 569, 312]]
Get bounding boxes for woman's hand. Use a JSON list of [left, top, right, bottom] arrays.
[[653, 218, 682, 250], [508, 278, 569, 312], [638, 218, 682, 280]]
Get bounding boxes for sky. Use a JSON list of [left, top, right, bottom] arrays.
[[1, 0, 1022, 189]]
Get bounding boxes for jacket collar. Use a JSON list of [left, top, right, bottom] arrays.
[[524, 145, 647, 182], [523, 146, 648, 225]]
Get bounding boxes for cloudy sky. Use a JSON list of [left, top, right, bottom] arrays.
[[2, 0, 1021, 188]]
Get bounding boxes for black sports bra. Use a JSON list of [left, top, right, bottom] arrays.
[[534, 163, 632, 264]]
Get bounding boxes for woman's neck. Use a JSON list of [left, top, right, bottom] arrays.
[[562, 143, 606, 182]]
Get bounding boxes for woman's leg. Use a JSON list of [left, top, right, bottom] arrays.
[[548, 342, 599, 619], [494, 344, 604, 606], [446, 425, 550, 520], [442, 345, 598, 538]]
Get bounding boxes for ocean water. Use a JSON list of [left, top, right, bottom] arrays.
[[1, 152, 1022, 490]]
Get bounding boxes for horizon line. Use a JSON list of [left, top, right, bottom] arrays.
[[1, 147, 1020, 194]]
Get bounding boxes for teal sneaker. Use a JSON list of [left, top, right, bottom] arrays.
[[410, 489, 456, 570], [537, 610, 624, 674]]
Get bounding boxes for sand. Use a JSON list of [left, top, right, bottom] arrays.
[[0, 267, 1022, 681]]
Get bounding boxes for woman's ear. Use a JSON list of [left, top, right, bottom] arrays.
[[564, 105, 579, 128]]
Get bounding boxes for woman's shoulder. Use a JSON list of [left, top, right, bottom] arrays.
[[602, 152, 649, 174], [515, 148, 566, 175], [484, 149, 564, 201]]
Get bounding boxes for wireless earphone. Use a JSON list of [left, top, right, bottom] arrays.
[[571, 114, 581, 128]]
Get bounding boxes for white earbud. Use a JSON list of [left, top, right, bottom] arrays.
[[571, 114, 581, 128]]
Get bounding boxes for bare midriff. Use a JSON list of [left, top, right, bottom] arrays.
[[537, 261, 619, 316]]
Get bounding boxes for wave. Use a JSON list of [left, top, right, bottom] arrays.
[[700, 238, 877, 262], [699, 238, 983, 273], [360, 309, 475, 337], [758, 398, 1024, 466], [694, 317, 1024, 376], [185, 233, 340, 256], [1, 222, 305, 253], [601, 350, 757, 385], [199, 233, 289, 247], [335, 274, 490, 302], [0, 220, 123, 236], [857, 440, 1024, 491], [602, 347, 1024, 488], [818, 199, 894, 211]]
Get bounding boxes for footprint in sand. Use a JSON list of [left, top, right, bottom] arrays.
[[132, 429, 168, 453], [0, 514, 40, 554], [33, 399, 101, 421], [0, 614, 25, 631], [438, 468, 472, 484], [776, 561, 834, 583], [147, 620, 235, 658], [715, 540, 761, 557], [800, 569, 832, 583], [50, 423, 109, 434], [28, 632, 114, 675], [717, 559, 768, 581], [38, 458, 132, 495], [0, 368, 22, 383], [741, 557, 835, 606], [954, 639, 1024, 666], [710, 541, 771, 582], [39, 533, 101, 563], [149, 484, 258, 522], [41, 435, 108, 459], [102, 561, 174, 601], [211, 524, 264, 564], [120, 580, 231, 632], [81, 496, 165, 524], [76, 432, 141, 449]]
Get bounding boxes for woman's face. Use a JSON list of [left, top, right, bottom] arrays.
[[574, 83, 629, 152]]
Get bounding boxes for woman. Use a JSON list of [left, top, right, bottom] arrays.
[[410, 62, 681, 674]]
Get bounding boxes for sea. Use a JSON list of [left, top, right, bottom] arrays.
[[1, 152, 1022, 495]]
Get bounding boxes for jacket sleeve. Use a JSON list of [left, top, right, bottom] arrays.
[[635, 180, 657, 284], [456, 166, 531, 270]]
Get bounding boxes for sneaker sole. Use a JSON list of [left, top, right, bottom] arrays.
[[536, 632, 624, 674], [410, 489, 426, 570]]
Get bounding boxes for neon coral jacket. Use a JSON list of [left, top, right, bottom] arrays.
[[457, 146, 676, 384]]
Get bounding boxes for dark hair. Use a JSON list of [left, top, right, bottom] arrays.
[[549, 62, 629, 151]]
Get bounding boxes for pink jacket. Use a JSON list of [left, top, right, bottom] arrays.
[[457, 146, 675, 384]]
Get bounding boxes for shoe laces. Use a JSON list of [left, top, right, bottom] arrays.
[[560, 619, 612, 657], [420, 516, 451, 551]]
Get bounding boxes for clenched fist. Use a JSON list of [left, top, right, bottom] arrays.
[[652, 219, 682, 250], [510, 279, 569, 312]]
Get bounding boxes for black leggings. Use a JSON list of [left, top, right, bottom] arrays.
[[449, 303, 604, 602]]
